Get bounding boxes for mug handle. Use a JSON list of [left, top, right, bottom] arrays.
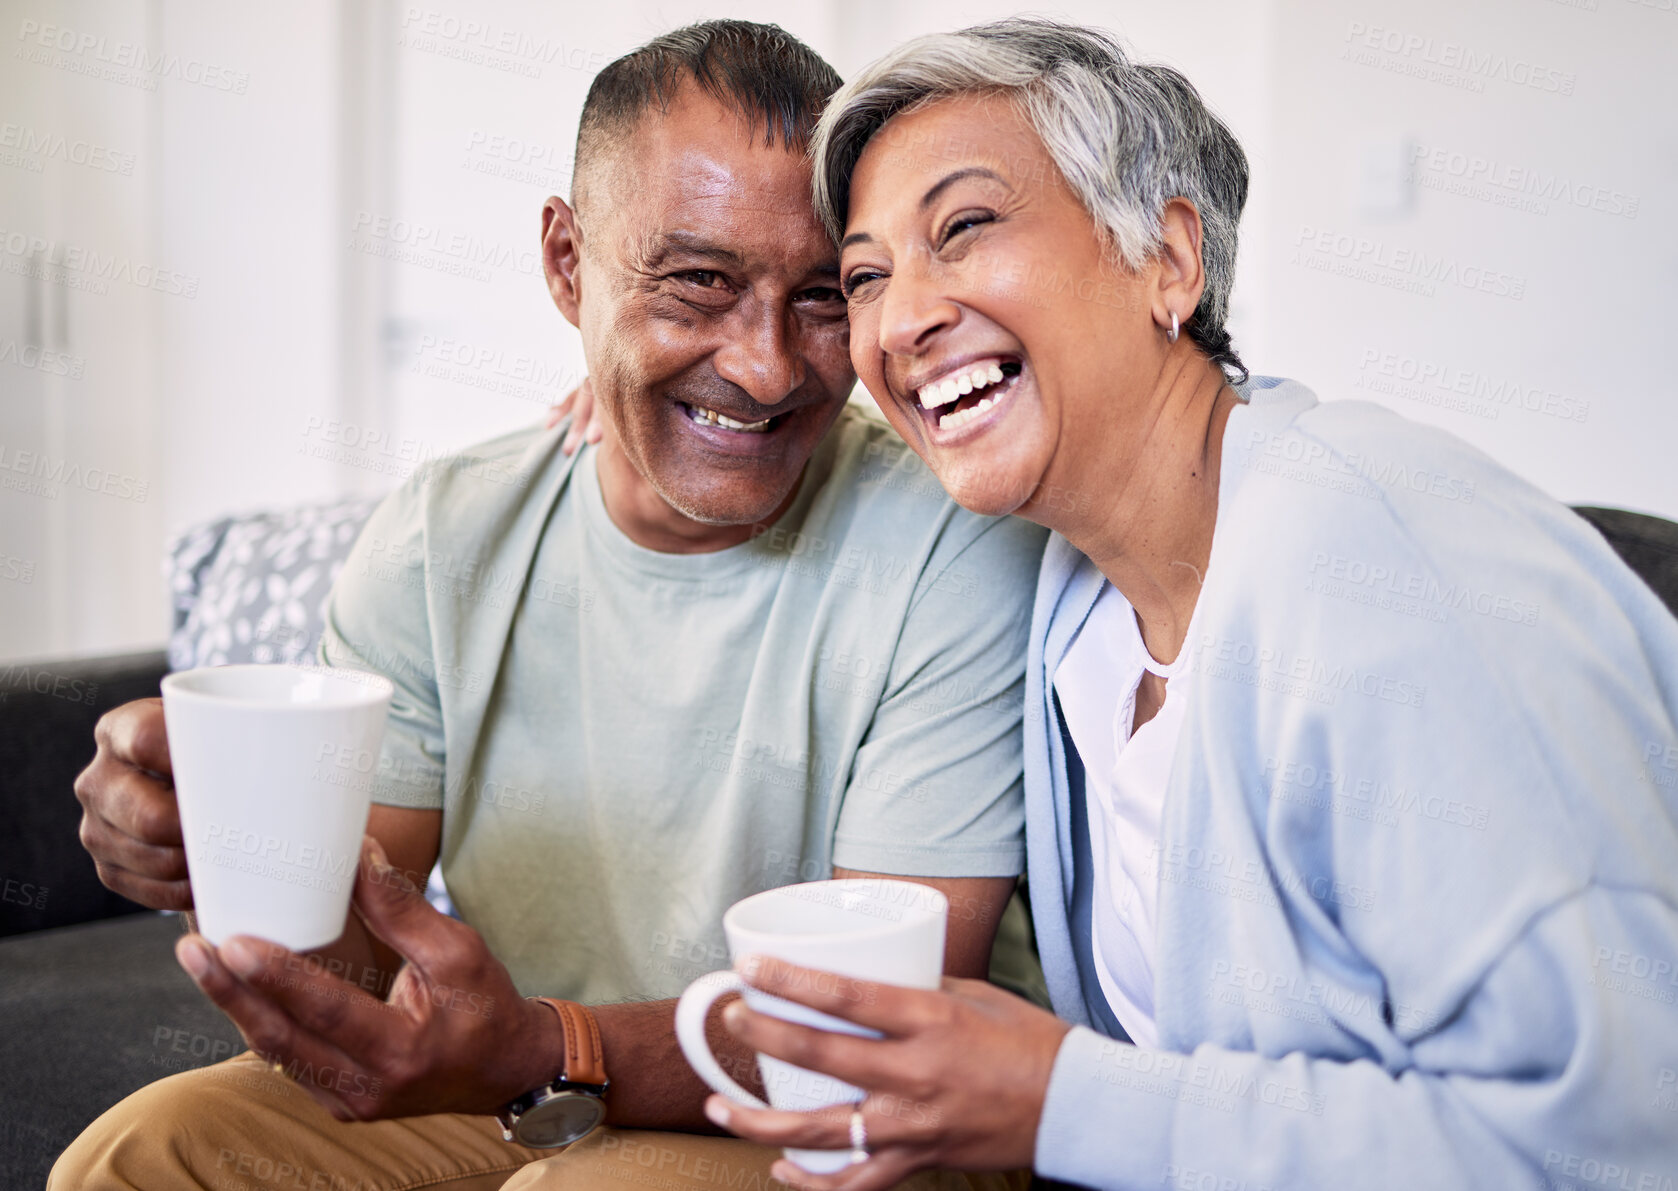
[[674, 970, 770, 1110]]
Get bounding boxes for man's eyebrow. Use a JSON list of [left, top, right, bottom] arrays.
[[644, 231, 746, 269]]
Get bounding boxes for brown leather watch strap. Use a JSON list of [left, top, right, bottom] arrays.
[[532, 997, 608, 1088]]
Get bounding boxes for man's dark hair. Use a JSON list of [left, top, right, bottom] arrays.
[[573, 20, 842, 212]]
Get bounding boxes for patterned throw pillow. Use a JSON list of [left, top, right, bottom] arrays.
[[165, 497, 382, 671]]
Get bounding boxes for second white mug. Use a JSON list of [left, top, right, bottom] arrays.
[[674, 878, 947, 1174]]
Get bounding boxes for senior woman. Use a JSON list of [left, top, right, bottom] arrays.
[[704, 18, 1678, 1191]]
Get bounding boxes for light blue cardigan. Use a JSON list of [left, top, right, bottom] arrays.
[[1025, 379, 1678, 1189]]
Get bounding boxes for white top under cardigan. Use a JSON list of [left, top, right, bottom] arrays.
[[1052, 577, 1201, 1048]]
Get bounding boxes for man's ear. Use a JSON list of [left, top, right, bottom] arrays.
[[541, 196, 584, 328], [1151, 196, 1208, 338]]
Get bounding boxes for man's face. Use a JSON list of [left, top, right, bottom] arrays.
[[553, 86, 854, 527]]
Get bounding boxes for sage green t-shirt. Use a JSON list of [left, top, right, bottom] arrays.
[[321, 408, 1047, 1001]]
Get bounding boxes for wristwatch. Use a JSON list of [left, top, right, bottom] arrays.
[[497, 998, 610, 1148]]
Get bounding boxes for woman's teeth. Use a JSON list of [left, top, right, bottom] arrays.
[[918, 362, 1006, 410], [939, 394, 999, 430], [686, 404, 771, 433]]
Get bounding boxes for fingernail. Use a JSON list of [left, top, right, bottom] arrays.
[[176, 936, 212, 981], [737, 954, 762, 983], [722, 1001, 746, 1030], [704, 1097, 730, 1127], [365, 836, 390, 872], [223, 936, 262, 979]]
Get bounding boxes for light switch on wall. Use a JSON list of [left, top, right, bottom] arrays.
[[1355, 133, 1416, 219]]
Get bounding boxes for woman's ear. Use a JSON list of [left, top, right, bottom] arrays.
[[1152, 197, 1208, 338], [541, 196, 584, 327]]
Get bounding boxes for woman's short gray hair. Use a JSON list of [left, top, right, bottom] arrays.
[[811, 18, 1249, 379]]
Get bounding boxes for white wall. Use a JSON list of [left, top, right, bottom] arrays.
[[1, 0, 1672, 662], [1260, 0, 1677, 517]]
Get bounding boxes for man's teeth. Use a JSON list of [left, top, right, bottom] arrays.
[[939, 394, 999, 430], [918, 363, 1007, 410], [686, 405, 771, 433]]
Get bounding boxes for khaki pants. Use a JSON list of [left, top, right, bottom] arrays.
[[52, 1052, 1029, 1191]]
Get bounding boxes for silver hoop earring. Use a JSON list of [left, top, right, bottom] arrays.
[[1167, 310, 1180, 343]]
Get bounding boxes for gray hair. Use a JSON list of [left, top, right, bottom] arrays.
[[811, 18, 1249, 379]]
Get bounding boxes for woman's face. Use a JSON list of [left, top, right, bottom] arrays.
[[841, 93, 1157, 520]]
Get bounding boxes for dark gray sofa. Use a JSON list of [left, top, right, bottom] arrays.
[[1, 503, 1674, 1190]]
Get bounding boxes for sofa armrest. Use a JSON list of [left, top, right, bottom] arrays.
[[0, 650, 170, 936]]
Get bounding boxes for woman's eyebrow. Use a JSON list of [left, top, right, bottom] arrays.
[[919, 166, 1007, 210], [840, 166, 1009, 253]]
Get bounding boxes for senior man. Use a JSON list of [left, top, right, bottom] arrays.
[[53, 20, 1044, 1191]]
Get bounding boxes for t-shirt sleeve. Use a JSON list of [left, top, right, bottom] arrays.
[[317, 479, 447, 811], [830, 514, 1046, 878]]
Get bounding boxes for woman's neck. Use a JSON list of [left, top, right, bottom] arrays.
[[1044, 353, 1240, 668]]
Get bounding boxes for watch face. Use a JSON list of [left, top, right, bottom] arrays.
[[517, 1090, 607, 1148]]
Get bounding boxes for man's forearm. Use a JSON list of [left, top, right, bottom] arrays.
[[591, 996, 764, 1130]]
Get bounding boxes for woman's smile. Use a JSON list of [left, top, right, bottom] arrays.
[[903, 356, 1024, 439]]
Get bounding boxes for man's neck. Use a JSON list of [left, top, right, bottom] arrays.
[[593, 438, 798, 555]]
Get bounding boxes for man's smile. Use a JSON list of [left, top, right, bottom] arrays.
[[680, 402, 774, 433]]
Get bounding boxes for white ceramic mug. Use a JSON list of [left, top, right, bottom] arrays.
[[675, 878, 947, 1174], [161, 663, 394, 951]]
